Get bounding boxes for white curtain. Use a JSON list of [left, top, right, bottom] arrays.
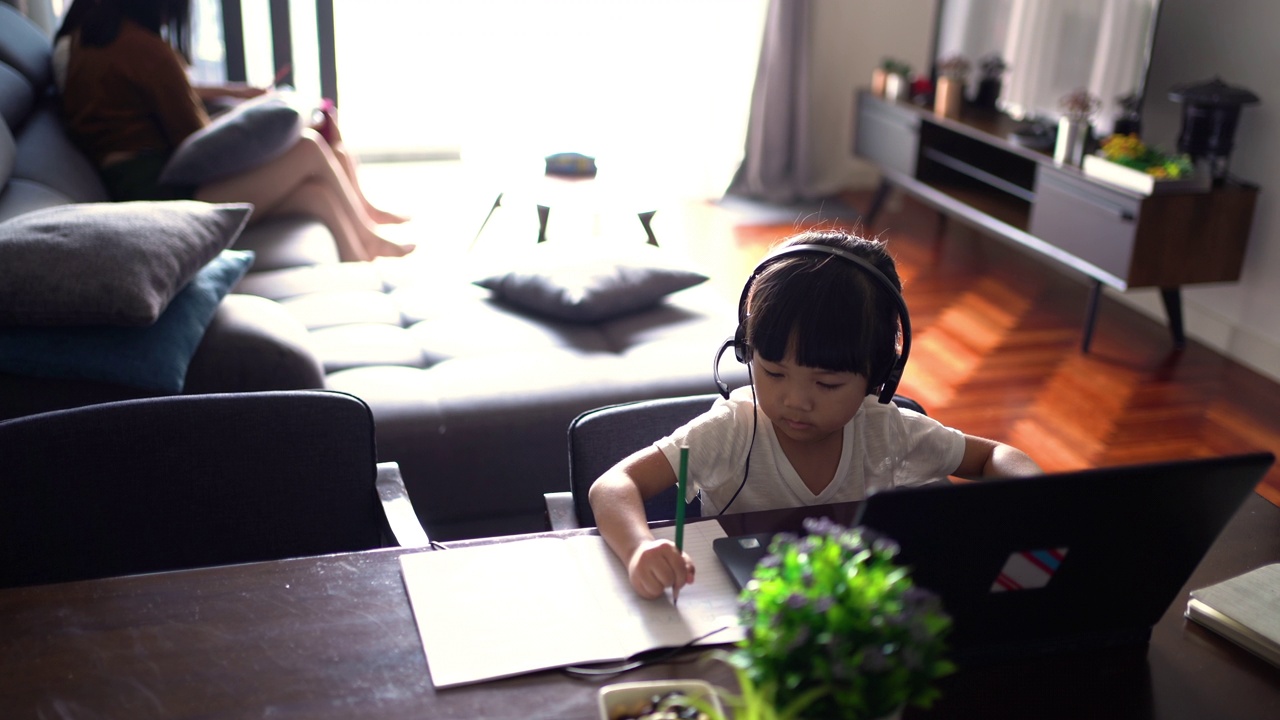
[[1000, 0, 1158, 135]]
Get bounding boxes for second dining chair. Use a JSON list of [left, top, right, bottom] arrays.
[[0, 390, 429, 589]]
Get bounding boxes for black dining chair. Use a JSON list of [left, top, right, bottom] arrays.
[[546, 393, 718, 530], [545, 393, 929, 530], [0, 390, 429, 589]]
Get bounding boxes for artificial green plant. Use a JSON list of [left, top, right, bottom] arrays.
[[732, 517, 955, 720]]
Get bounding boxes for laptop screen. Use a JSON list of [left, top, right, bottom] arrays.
[[714, 452, 1274, 663]]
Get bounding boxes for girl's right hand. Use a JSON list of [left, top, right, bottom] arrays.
[[627, 538, 695, 599]]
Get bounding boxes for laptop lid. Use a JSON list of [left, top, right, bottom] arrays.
[[714, 452, 1274, 663]]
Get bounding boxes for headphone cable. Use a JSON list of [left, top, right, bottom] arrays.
[[718, 364, 756, 515]]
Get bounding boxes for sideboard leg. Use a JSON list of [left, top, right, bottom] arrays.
[[1161, 287, 1187, 347], [1081, 280, 1103, 353], [864, 179, 893, 226]]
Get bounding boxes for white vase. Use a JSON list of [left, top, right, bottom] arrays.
[[884, 73, 908, 102], [1054, 116, 1090, 166]]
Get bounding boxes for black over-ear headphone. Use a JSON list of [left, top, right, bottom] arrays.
[[713, 243, 912, 404]]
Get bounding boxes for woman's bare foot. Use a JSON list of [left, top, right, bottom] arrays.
[[364, 234, 416, 258], [366, 206, 412, 224]]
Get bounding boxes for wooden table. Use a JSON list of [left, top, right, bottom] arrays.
[[2, 495, 1278, 719]]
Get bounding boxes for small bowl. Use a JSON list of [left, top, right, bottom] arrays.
[[598, 679, 724, 720]]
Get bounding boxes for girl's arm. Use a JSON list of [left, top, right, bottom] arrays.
[[954, 435, 1043, 479], [589, 447, 694, 599]]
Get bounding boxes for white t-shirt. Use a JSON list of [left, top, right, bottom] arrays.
[[655, 387, 966, 514]]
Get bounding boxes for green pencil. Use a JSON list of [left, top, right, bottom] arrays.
[[674, 444, 688, 606]]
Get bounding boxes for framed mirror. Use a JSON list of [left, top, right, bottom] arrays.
[[932, 0, 1162, 135]]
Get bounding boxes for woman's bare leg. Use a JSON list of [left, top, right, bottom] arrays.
[[314, 114, 410, 224], [263, 179, 369, 262], [330, 140, 411, 224], [195, 129, 413, 259]]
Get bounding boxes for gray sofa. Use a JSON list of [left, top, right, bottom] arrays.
[[0, 7, 747, 540]]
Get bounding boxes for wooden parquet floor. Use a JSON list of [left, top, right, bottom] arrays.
[[683, 189, 1280, 506]]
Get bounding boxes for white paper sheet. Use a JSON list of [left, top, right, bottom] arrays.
[[400, 522, 744, 688]]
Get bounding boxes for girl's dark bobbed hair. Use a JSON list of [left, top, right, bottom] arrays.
[[745, 229, 904, 392]]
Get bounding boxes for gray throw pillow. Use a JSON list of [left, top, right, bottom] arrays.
[[0, 201, 253, 326], [474, 242, 709, 323], [0, 249, 255, 392], [158, 95, 304, 186]]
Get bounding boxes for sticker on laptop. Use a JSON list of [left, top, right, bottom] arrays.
[[990, 547, 1069, 592]]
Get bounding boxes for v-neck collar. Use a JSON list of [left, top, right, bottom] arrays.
[[762, 416, 856, 503]]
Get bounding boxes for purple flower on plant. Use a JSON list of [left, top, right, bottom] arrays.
[[861, 645, 889, 672]]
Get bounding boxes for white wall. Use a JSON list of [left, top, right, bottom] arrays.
[[819, 0, 1280, 383], [1120, 0, 1280, 383], [807, 0, 937, 196]]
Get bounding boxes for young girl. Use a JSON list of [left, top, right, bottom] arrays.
[[53, 0, 412, 261], [590, 229, 1042, 599]]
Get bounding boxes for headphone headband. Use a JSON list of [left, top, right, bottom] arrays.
[[713, 243, 912, 404]]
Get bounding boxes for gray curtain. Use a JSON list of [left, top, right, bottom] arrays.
[[725, 0, 814, 203]]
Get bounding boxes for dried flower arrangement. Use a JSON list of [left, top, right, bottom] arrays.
[[1059, 88, 1101, 119]]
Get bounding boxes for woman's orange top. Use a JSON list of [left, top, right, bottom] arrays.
[[60, 19, 209, 167]]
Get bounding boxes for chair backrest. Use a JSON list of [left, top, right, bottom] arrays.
[[565, 393, 928, 527], [0, 390, 388, 589], [567, 394, 720, 527]]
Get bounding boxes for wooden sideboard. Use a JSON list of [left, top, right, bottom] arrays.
[[853, 89, 1259, 351]]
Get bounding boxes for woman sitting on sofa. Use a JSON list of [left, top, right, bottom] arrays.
[[53, 0, 413, 261]]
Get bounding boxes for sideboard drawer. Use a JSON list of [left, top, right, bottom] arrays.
[[854, 91, 919, 177], [1030, 166, 1141, 286]]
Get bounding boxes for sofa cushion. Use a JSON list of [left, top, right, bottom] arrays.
[[0, 5, 51, 84], [183, 293, 327, 393], [0, 5, 51, 127], [0, 178, 75, 223], [12, 103, 111, 203], [0, 250, 254, 393], [0, 200, 252, 326], [0, 64, 33, 133], [231, 214, 340, 272], [159, 95, 304, 186], [0, 116, 15, 190], [473, 242, 709, 323]]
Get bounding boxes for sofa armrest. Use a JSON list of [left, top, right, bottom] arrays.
[[183, 294, 326, 393], [376, 461, 431, 548]]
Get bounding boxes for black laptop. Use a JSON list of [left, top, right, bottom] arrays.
[[713, 452, 1275, 663]]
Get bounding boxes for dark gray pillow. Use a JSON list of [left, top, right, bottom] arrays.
[[158, 95, 303, 186], [0, 201, 253, 326], [474, 242, 709, 323], [0, 250, 255, 392]]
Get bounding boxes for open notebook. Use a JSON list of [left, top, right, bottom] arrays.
[[400, 522, 745, 688]]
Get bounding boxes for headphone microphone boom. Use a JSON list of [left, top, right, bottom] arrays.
[[712, 243, 912, 404]]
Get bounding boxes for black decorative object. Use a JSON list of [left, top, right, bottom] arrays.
[[973, 54, 1007, 111], [1113, 93, 1143, 137], [1169, 78, 1260, 185]]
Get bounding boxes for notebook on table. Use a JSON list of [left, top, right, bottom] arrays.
[[713, 452, 1275, 664]]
